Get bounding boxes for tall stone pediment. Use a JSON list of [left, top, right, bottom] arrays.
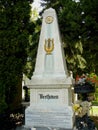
[[25, 8, 73, 87], [34, 8, 68, 77]]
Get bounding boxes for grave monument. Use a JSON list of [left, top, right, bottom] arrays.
[[25, 8, 74, 130]]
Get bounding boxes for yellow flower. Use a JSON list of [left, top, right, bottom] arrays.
[[73, 104, 80, 112]]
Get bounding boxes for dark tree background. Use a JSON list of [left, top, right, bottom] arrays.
[[0, 0, 34, 113]]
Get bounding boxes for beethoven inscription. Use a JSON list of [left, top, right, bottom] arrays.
[[39, 94, 58, 99]]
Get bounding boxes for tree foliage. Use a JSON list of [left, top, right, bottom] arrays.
[[40, 0, 98, 75], [23, 15, 41, 78], [0, 0, 34, 113]]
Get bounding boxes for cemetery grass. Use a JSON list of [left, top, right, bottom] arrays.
[[90, 106, 98, 129], [90, 106, 98, 117]]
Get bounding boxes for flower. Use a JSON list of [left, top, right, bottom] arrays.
[[73, 101, 92, 117], [74, 73, 97, 94], [73, 103, 82, 114], [75, 73, 98, 87]]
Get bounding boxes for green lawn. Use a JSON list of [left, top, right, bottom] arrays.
[[90, 106, 98, 116], [90, 106, 98, 129]]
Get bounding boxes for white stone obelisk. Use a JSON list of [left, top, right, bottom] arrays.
[[25, 8, 74, 130]]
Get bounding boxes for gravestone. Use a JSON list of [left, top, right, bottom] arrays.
[[25, 8, 75, 130]]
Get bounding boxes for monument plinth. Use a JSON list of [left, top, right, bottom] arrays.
[[25, 8, 74, 130]]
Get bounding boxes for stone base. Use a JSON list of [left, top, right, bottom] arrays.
[[16, 126, 77, 130], [25, 106, 74, 130], [30, 127, 77, 130]]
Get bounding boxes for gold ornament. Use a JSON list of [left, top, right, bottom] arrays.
[[45, 16, 54, 24], [44, 38, 54, 54]]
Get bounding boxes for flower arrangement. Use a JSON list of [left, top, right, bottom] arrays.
[[73, 101, 91, 117], [74, 73, 98, 94], [73, 73, 98, 117], [75, 73, 98, 86]]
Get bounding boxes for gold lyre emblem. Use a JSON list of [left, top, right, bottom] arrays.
[[44, 38, 54, 54]]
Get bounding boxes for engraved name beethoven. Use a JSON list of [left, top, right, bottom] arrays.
[[39, 94, 58, 99]]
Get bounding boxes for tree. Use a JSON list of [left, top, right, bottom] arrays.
[[40, 0, 98, 76], [23, 6, 41, 78], [0, 0, 34, 113], [80, 0, 98, 74]]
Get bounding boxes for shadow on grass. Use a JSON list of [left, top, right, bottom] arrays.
[[91, 116, 98, 129]]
